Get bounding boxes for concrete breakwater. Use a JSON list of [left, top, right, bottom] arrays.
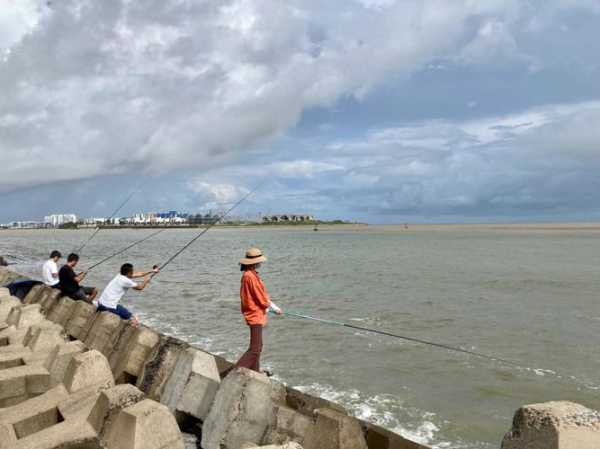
[[0, 267, 598, 449]]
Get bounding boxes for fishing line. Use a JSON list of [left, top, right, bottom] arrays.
[[281, 309, 519, 366], [152, 182, 265, 276], [76, 186, 140, 253], [87, 228, 166, 271]]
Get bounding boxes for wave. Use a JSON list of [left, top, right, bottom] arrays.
[[292, 382, 473, 449]]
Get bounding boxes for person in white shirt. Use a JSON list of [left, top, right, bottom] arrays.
[[97, 263, 159, 327], [42, 250, 62, 287]]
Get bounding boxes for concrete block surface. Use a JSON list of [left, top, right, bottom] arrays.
[[0, 365, 50, 406], [22, 324, 67, 352], [38, 289, 62, 314], [62, 349, 115, 394], [202, 368, 285, 449], [64, 300, 96, 340], [110, 325, 160, 385], [44, 341, 86, 388], [84, 311, 125, 357], [22, 285, 45, 305], [302, 408, 368, 449], [104, 399, 185, 449], [87, 383, 146, 434], [46, 296, 77, 327], [502, 401, 600, 449], [137, 337, 187, 401], [266, 405, 313, 445], [0, 296, 21, 323], [7, 304, 44, 329], [162, 347, 221, 421]]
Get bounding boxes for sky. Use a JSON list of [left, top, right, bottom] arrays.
[[1, 0, 600, 224]]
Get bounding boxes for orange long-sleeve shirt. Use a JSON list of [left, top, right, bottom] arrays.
[[240, 269, 270, 325]]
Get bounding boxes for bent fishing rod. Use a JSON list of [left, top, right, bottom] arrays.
[[151, 182, 265, 277], [280, 309, 519, 367], [76, 187, 140, 253]]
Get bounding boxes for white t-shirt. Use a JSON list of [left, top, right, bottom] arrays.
[[42, 259, 59, 286], [98, 274, 137, 309]]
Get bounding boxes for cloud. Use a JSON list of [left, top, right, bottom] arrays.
[[178, 99, 600, 221], [268, 160, 343, 178], [0, 0, 43, 57], [3, 0, 597, 193], [305, 101, 600, 217], [186, 179, 249, 210]]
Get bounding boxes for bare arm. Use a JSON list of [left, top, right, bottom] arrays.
[[132, 276, 152, 291], [131, 265, 160, 279]]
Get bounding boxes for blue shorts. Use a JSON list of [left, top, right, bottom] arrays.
[[97, 304, 133, 320]]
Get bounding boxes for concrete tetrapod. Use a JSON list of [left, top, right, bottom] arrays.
[[161, 347, 221, 422], [201, 367, 286, 449], [0, 375, 185, 448], [110, 325, 161, 386], [103, 399, 186, 449], [22, 285, 45, 305], [37, 289, 61, 315], [64, 300, 97, 341], [0, 296, 20, 323], [84, 311, 127, 357], [62, 350, 115, 394], [137, 336, 188, 401], [45, 297, 77, 328], [6, 304, 45, 330], [501, 401, 600, 449]]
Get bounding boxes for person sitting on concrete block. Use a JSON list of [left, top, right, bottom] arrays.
[[42, 250, 62, 288], [97, 263, 159, 327], [58, 253, 97, 303]]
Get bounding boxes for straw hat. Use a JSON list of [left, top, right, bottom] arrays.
[[240, 247, 267, 265]]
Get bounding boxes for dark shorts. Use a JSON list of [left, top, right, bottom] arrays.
[[97, 304, 133, 320], [70, 286, 95, 301]]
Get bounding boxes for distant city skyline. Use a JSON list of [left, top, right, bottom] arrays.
[[2, 208, 318, 228]]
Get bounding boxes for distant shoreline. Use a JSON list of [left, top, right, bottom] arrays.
[[0, 222, 365, 231], [5, 222, 600, 232]]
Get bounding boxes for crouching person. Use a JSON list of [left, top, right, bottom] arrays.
[[59, 253, 97, 302], [97, 263, 159, 327]]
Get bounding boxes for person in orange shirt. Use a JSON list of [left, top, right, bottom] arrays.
[[235, 247, 282, 373]]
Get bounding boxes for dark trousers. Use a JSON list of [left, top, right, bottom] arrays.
[[235, 325, 263, 372], [97, 304, 133, 320]]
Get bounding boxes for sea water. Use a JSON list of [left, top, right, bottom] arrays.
[[3, 225, 599, 448]]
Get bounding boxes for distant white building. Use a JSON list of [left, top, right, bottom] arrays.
[[44, 214, 78, 227], [83, 217, 106, 225]]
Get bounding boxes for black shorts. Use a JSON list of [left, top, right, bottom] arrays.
[[70, 286, 95, 301]]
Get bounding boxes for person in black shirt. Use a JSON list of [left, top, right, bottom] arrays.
[[58, 253, 97, 302]]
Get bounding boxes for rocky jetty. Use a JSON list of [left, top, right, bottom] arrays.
[[0, 268, 427, 449]]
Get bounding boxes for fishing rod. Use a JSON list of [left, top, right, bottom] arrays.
[[152, 182, 265, 276], [86, 228, 166, 271], [76, 187, 140, 253], [281, 309, 519, 366]]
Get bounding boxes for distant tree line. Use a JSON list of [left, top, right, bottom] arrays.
[[187, 214, 219, 225]]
